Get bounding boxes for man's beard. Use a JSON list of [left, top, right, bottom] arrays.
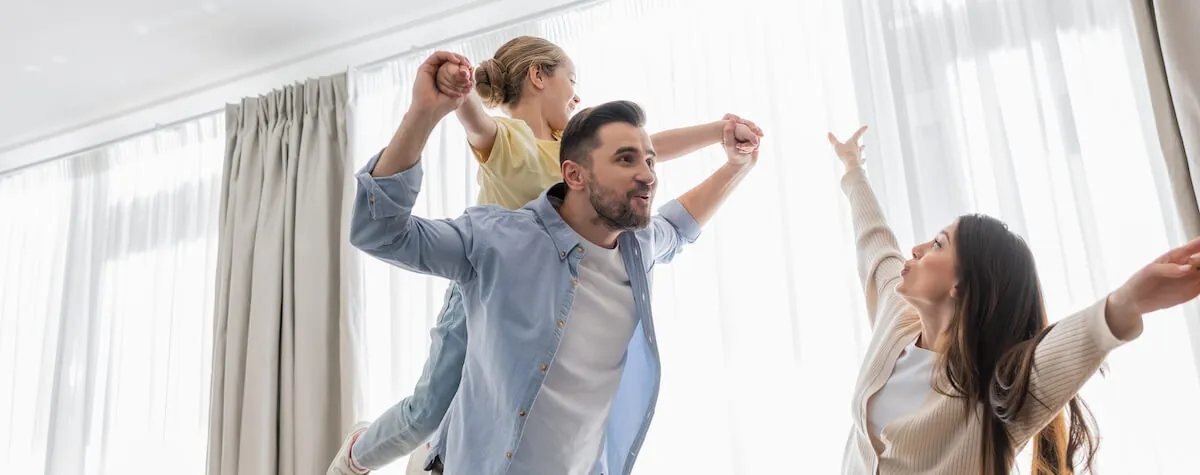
[[588, 177, 651, 231]]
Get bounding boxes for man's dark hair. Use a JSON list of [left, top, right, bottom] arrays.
[[559, 100, 646, 166]]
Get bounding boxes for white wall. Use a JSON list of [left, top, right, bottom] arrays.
[[0, 0, 586, 175]]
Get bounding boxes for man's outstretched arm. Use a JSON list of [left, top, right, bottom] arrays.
[[653, 120, 759, 263], [350, 51, 477, 282]]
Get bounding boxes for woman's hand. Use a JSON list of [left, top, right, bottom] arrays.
[[828, 126, 868, 172], [1106, 236, 1200, 339]]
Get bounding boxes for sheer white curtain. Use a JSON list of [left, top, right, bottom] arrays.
[[0, 115, 224, 475], [348, 0, 1199, 472], [846, 0, 1200, 472]]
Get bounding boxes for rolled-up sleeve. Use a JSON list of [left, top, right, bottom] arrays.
[[650, 199, 702, 263], [349, 151, 475, 282], [356, 151, 422, 220]]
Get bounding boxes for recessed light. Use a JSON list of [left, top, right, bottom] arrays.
[[23, 65, 40, 73]]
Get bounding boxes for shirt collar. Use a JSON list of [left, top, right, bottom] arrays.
[[526, 182, 581, 261], [526, 182, 639, 261]]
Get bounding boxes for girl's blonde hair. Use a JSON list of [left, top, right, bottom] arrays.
[[475, 36, 568, 109]]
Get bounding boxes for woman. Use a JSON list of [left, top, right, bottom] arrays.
[[329, 37, 762, 475], [830, 126, 1200, 474]]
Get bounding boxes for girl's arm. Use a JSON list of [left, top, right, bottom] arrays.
[[437, 61, 499, 160], [651, 113, 763, 162]]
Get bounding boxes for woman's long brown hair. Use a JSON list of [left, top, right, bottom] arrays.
[[935, 214, 1100, 475]]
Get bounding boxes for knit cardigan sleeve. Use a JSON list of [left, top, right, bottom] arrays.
[[1006, 298, 1132, 442], [840, 167, 909, 331]]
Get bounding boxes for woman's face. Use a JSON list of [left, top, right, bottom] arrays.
[[896, 220, 960, 306]]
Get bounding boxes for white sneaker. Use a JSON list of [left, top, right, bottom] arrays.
[[327, 421, 372, 475]]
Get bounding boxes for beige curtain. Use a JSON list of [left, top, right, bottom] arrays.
[[1132, 0, 1200, 235], [1131, 0, 1200, 374], [207, 73, 362, 475]]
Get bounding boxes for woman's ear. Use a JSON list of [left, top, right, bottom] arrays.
[[528, 64, 546, 90]]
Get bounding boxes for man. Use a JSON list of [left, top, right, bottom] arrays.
[[329, 51, 760, 475]]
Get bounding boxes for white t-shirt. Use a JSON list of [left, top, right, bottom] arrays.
[[866, 339, 936, 446], [508, 237, 638, 475]]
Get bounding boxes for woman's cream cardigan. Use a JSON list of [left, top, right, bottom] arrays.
[[839, 167, 1131, 474]]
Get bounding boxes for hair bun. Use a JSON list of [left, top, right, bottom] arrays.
[[474, 59, 507, 109]]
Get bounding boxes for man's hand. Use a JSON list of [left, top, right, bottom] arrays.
[[675, 116, 761, 228], [722, 120, 760, 166], [411, 51, 473, 120], [372, 51, 472, 178], [436, 60, 475, 99], [723, 113, 763, 155]]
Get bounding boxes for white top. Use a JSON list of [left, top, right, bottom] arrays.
[[508, 237, 638, 475], [866, 339, 935, 445]]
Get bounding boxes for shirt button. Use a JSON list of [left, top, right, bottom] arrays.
[[572, 280, 578, 286], [560, 251, 566, 258], [519, 410, 526, 416], [557, 320, 564, 328], [540, 363, 548, 371], [506, 452, 512, 458], [368, 196, 375, 204], [577, 248, 583, 253]]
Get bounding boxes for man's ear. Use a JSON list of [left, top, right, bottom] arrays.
[[561, 160, 587, 190]]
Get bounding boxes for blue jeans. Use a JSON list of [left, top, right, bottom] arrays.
[[353, 284, 465, 471]]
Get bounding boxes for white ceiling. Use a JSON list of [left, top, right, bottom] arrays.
[[0, 0, 482, 151]]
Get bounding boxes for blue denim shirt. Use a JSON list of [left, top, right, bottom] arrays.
[[349, 152, 701, 475]]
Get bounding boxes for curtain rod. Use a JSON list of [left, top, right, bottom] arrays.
[[1, 109, 226, 177], [2, 0, 608, 178], [359, 0, 605, 70]]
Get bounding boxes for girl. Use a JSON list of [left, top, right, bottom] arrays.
[[435, 35, 762, 211], [830, 126, 1200, 474]]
